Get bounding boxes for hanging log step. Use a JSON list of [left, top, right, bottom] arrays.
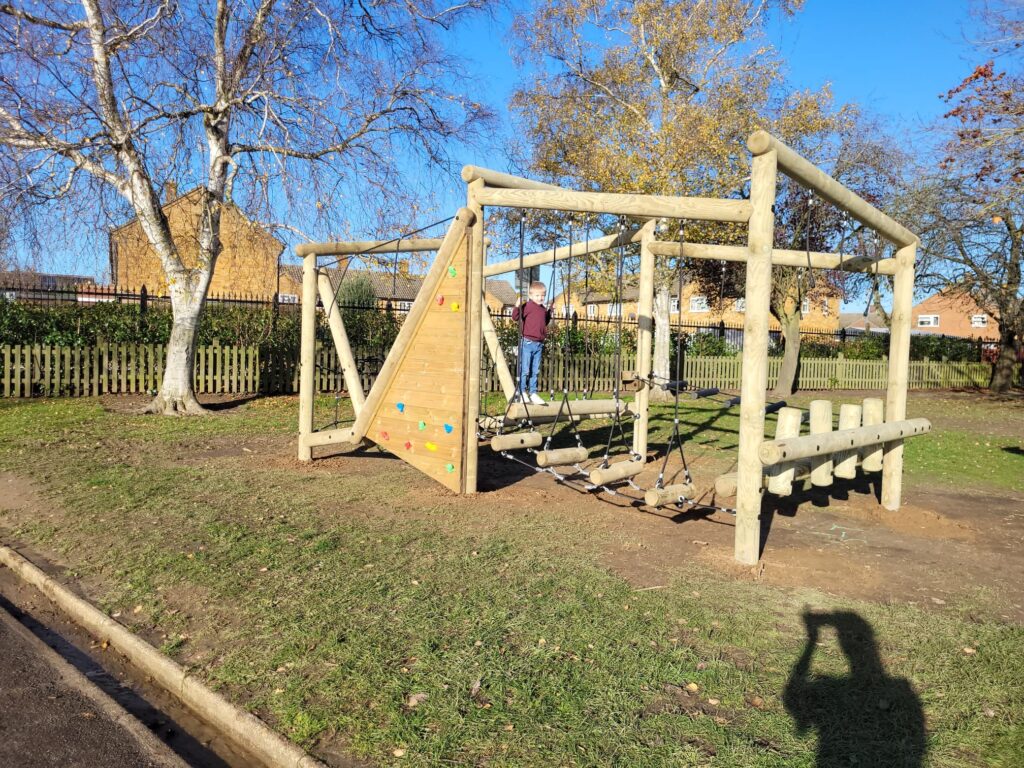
[[505, 399, 622, 421], [643, 483, 696, 507], [490, 432, 543, 452], [535, 446, 589, 467], [589, 458, 646, 486]]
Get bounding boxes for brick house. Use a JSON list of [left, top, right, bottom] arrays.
[[277, 266, 517, 314], [552, 282, 841, 332], [910, 288, 1000, 342], [109, 183, 285, 297]]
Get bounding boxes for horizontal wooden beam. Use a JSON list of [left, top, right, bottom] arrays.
[[483, 227, 644, 277], [474, 186, 752, 224], [301, 427, 360, 449], [646, 241, 897, 275], [505, 398, 623, 420], [747, 130, 918, 248], [461, 165, 565, 191], [296, 238, 444, 257], [759, 418, 931, 466]]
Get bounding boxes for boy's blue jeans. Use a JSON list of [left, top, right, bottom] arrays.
[[519, 339, 543, 394]]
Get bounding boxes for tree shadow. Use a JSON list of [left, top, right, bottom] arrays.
[[1003, 446, 1024, 457], [784, 610, 926, 768]]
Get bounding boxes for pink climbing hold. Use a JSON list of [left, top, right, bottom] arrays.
[[404, 441, 412, 450], [436, 295, 445, 305], [379, 431, 390, 441]]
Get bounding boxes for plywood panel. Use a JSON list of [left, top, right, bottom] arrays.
[[363, 230, 471, 492]]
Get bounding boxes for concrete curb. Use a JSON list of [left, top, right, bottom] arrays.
[[0, 545, 326, 768]]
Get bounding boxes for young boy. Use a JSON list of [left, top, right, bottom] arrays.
[[511, 281, 552, 405]]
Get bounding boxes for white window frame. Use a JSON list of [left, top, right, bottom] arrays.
[[395, 300, 413, 311], [607, 302, 622, 318], [801, 297, 810, 315], [822, 300, 831, 317], [917, 314, 939, 328], [278, 293, 299, 304], [734, 298, 746, 313], [689, 295, 709, 313], [670, 297, 680, 314], [586, 303, 597, 319], [970, 314, 988, 328]]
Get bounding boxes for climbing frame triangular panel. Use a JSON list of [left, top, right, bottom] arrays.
[[364, 231, 471, 492]]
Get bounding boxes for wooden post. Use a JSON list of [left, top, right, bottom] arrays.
[[464, 182, 485, 494], [481, 306, 515, 399], [317, 273, 366, 415], [632, 220, 657, 458], [809, 400, 834, 487], [834, 403, 863, 480], [882, 243, 916, 510], [766, 406, 803, 496], [734, 146, 777, 564], [297, 253, 318, 461]]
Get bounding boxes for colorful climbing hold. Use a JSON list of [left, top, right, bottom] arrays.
[[443, 423, 453, 434], [436, 295, 445, 305], [451, 302, 460, 312], [447, 266, 457, 278], [396, 402, 405, 413], [418, 420, 426, 431], [404, 441, 412, 450], [425, 442, 438, 451], [379, 431, 390, 441], [445, 463, 455, 473]]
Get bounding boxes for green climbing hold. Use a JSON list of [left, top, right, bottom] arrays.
[[418, 420, 426, 431], [445, 463, 455, 473], [447, 266, 457, 278]]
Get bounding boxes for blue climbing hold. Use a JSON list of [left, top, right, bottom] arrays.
[[443, 423, 453, 434], [396, 402, 405, 413]]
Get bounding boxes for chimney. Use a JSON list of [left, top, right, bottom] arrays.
[[164, 181, 178, 203]]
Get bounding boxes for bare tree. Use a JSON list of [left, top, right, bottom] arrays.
[[0, 0, 491, 413]]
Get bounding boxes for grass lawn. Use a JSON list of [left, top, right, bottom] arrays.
[[0, 392, 1022, 767]]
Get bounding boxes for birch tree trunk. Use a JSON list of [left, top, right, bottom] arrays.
[[650, 286, 673, 403]]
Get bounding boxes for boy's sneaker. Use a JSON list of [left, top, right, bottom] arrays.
[[529, 392, 546, 405]]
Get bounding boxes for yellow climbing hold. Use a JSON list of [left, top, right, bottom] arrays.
[[425, 442, 438, 451]]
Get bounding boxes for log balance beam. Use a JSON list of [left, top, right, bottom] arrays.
[[758, 418, 932, 466]]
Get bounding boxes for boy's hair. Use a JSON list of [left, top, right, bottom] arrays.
[[529, 281, 546, 293]]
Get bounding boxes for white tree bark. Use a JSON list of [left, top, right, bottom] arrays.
[[650, 285, 673, 403]]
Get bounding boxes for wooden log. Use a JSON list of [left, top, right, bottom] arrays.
[[301, 426, 359, 449], [834, 404, 863, 480], [589, 458, 646, 486], [473, 186, 752, 224], [861, 397, 885, 472], [882, 244, 917, 510], [766, 406, 803, 496], [318, 274, 366, 414], [505, 398, 622, 420], [536, 446, 589, 467], [632, 221, 658, 457], [297, 255, 318, 461], [481, 306, 515, 399], [734, 147, 777, 566], [295, 238, 444, 257], [714, 473, 738, 498], [759, 417, 932, 466], [747, 130, 917, 248], [809, 400, 834, 487], [460, 165, 565, 191], [482, 228, 644, 277], [491, 432, 544, 452], [465, 182, 486, 494], [478, 413, 583, 430], [349, 208, 475, 443], [644, 483, 697, 507], [647, 241, 898, 275]]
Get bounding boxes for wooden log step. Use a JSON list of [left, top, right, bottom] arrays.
[[643, 483, 696, 507], [589, 458, 646, 486], [490, 432, 544, 452], [505, 398, 622, 420], [535, 446, 589, 467]]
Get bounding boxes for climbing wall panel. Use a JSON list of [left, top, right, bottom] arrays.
[[365, 233, 471, 492]]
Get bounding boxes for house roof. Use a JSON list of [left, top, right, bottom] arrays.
[[0, 270, 96, 289], [279, 265, 516, 304], [840, 311, 887, 331]]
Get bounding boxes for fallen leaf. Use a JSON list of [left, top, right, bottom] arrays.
[[963, 647, 977, 655], [406, 693, 428, 708], [686, 682, 699, 693], [470, 679, 481, 698], [392, 748, 406, 757]]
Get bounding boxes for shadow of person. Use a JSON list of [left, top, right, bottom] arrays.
[[784, 611, 926, 768]]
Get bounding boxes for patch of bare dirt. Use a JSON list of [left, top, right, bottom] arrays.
[[99, 393, 262, 415]]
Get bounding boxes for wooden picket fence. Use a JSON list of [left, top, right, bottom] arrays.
[[0, 343, 1002, 399]]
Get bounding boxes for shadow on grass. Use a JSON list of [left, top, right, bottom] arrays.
[[1003, 446, 1024, 457], [784, 610, 926, 768]]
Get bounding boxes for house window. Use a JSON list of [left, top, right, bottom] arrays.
[[734, 298, 746, 313], [278, 293, 299, 304], [670, 297, 679, 313], [395, 300, 412, 311], [971, 314, 988, 328], [2, 290, 15, 301], [608, 303, 622, 318], [822, 300, 831, 317], [801, 297, 810, 315], [586, 303, 597, 319], [917, 315, 939, 328], [689, 295, 709, 313]]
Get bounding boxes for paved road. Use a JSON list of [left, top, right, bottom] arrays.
[[0, 604, 186, 768]]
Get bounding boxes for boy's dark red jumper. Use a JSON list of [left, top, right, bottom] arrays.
[[512, 301, 552, 342]]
